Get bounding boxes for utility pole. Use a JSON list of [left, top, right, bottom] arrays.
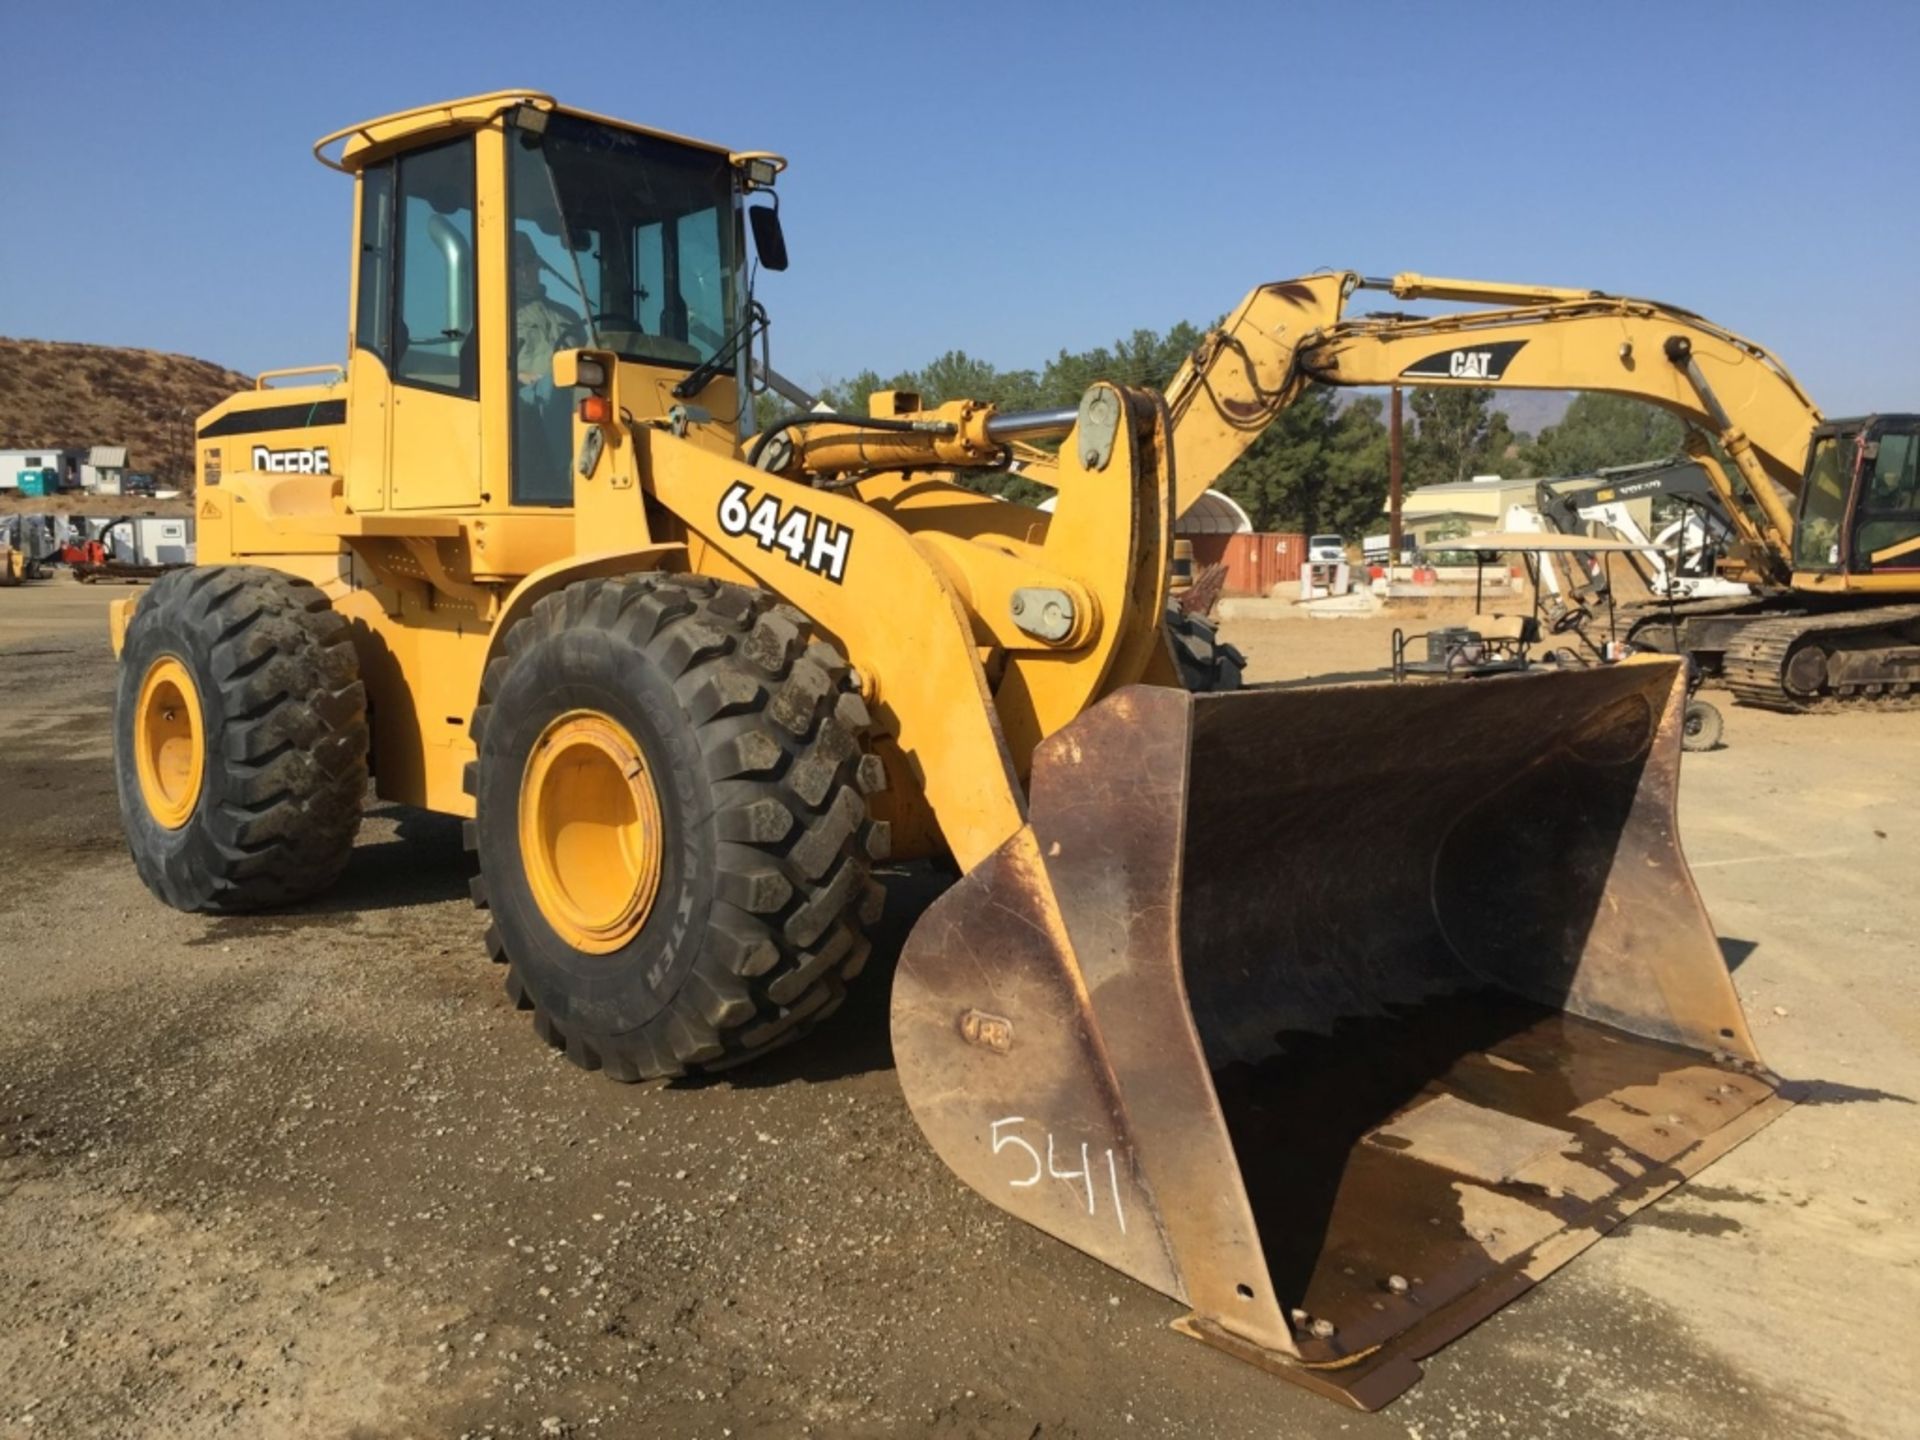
[[1388, 385, 1404, 573]]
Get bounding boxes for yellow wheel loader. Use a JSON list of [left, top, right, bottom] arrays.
[[111, 91, 1790, 1408]]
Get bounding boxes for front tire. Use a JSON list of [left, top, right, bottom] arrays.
[[467, 574, 889, 1080], [1682, 699, 1724, 752], [115, 566, 368, 911]]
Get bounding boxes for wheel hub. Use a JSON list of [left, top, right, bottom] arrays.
[[518, 710, 664, 954], [134, 655, 204, 829], [1783, 644, 1828, 697]]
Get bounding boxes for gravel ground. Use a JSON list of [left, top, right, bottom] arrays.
[[2, 582, 1916, 1439]]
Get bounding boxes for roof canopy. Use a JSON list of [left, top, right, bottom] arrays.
[[1420, 531, 1665, 554], [312, 90, 749, 175], [1176, 490, 1254, 535], [1037, 487, 1254, 534]]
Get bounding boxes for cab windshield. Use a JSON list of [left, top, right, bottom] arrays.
[[509, 113, 737, 373], [1793, 432, 1854, 571]]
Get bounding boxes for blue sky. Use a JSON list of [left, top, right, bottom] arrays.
[[4, 1, 1916, 414]]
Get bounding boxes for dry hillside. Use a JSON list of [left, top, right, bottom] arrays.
[[0, 338, 255, 488]]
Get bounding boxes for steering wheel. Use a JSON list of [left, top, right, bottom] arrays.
[[1549, 603, 1592, 636], [1444, 639, 1488, 677], [557, 312, 648, 351]]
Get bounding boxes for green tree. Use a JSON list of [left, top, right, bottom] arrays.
[[1036, 324, 1204, 405], [1213, 386, 1333, 531], [1520, 392, 1685, 477], [1319, 394, 1393, 537], [1212, 388, 1390, 535], [1406, 387, 1518, 488]]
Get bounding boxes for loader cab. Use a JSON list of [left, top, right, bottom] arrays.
[[1792, 415, 1920, 579], [335, 94, 775, 532]]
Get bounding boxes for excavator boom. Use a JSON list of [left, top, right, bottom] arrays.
[[994, 269, 1822, 597], [1141, 272, 1818, 585]]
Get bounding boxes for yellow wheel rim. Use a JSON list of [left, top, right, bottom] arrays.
[[134, 655, 205, 829], [518, 710, 665, 955]]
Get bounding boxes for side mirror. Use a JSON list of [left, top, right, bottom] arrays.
[[749, 203, 788, 272]]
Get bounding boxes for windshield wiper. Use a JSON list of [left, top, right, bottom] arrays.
[[672, 300, 768, 399]]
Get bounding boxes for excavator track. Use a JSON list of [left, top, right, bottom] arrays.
[[1722, 604, 1920, 712]]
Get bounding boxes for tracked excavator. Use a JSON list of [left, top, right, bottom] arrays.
[[111, 92, 1788, 1408], [1093, 270, 1916, 711]]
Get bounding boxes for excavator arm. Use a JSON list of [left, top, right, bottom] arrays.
[[1050, 270, 1815, 593], [1298, 275, 1821, 583]]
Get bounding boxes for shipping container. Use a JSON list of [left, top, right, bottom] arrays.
[[1188, 532, 1308, 595]]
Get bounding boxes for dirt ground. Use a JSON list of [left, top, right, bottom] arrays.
[[2, 582, 1916, 1440]]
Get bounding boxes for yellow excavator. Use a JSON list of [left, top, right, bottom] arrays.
[[111, 91, 1788, 1408], [1084, 271, 1917, 711]]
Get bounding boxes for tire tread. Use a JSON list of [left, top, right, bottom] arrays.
[[118, 565, 368, 912], [465, 573, 888, 1081]]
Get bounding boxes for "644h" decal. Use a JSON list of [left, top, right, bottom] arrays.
[[717, 481, 853, 584]]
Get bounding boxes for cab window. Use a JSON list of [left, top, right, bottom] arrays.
[[506, 130, 590, 504], [353, 140, 478, 400], [355, 164, 395, 362], [502, 112, 739, 505], [391, 138, 479, 398], [1793, 434, 1852, 571], [1853, 430, 1920, 571]]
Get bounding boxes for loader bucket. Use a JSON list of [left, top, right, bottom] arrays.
[[891, 660, 1789, 1409]]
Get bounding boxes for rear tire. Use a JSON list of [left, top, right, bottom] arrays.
[[1682, 699, 1723, 752], [1165, 602, 1245, 692], [115, 565, 368, 911], [466, 574, 890, 1081]]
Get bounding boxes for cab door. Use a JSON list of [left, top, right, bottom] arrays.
[[343, 162, 395, 513], [345, 137, 483, 514], [1850, 426, 1920, 576]]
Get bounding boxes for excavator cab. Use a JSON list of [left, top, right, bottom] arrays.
[[1794, 416, 1920, 577]]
